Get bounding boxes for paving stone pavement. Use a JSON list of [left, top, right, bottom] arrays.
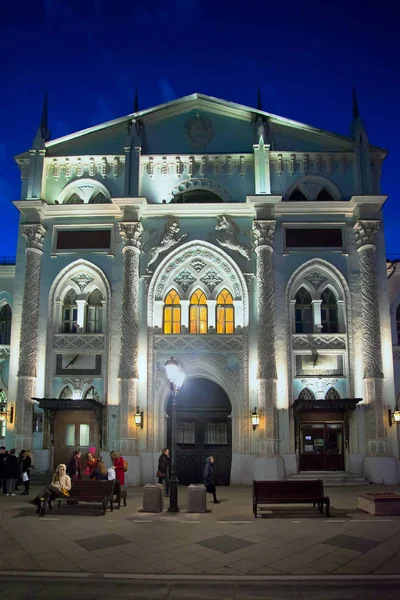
[[1, 484, 400, 578]]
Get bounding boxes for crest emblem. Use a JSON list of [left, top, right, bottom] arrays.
[[184, 113, 214, 148]]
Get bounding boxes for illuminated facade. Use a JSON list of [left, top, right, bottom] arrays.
[[1, 92, 399, 484]]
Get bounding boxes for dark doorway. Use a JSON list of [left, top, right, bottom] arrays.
[[167, 378, 232, 486], [299, 421, 345, 471]]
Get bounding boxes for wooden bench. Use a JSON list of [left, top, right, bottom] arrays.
[[47, 480, 115, 516], [252, 479, 330, 518]]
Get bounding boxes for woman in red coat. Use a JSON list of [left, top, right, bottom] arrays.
[[110, 451, 125, 485]]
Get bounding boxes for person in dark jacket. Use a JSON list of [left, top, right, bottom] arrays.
[[157, 448, 170, 497], [0, 446, 6, 494], [203, 456, 220, 504], [90, 459, 108, 481], [66, 451, 82, 480], [4, 448, 19, 496], [20, 450, 32, 495]]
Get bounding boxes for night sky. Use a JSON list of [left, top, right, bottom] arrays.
[[1, 1, 399, 257]]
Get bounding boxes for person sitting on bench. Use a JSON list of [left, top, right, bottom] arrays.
[[29, 464, 71, 515]]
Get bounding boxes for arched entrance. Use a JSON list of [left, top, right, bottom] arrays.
[[167, 378, 232, 486]]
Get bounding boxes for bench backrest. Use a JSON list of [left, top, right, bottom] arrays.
[[68, 480, 115, 500], [253, 479, 324, 499]]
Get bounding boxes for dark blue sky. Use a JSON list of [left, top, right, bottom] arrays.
[[1, 0, 399, 257]]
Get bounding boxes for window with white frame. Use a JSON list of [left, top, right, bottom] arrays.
[[86, 290, 103, 333], [62, 290, 78, 333]]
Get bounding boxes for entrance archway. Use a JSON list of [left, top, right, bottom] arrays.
[[167, 378, 232, 486]]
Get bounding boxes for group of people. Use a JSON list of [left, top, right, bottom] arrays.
[[29, 448, 125, 515], [157, 448, 220, 503], [0, 447, 32, 496]]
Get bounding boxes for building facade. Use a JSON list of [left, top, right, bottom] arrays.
[[1, 92, 399, 484]]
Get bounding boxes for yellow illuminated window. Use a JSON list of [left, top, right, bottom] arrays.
[[216, 289, 234, 334], [190, 289, 208, 334], [163, 290, 181, 334]]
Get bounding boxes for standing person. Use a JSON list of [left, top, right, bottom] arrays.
[[0, 446, 6, 494], [15, 449, 26, 491], [203, 456, 220, 504], [4, 449, 19, 496], [110, 451, 125, 486], [157, 448, 170, 497], [66, 450, 82, 480], [20, 450, 32, 495], [29, 464, 71, 516]]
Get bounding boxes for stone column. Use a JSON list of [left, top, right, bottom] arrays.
[[117, 222, 143, 481], [15, 223, 46, 450], [252, 220, 284, 479], [354, 219, 397, 483]]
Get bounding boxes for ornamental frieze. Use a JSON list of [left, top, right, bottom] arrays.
[[54, 334, 104, 350], [292, 334, 346, 350], [154, 334, 243, 352]]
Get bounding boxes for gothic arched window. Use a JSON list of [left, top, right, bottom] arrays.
[[62, 290, 78, 333], [59, 386, 72, 399], [163, 290, 181, 334], [325, 387, 341, 400], [295, 288, 313, 333], [216, 289, 234, 334], [321, 288, 338, 333], [65, 193, 82, 204], [90, 192, 110, 204], [84, 386, 100, 402], [0, 304, 12, 344], [396, 304, 400, 345], [288, 188, 307, 202], [317, 188, 334, 202], [86, 289, 103, 333], [190, 289, 208, 334], [298, 387, 315, 400]]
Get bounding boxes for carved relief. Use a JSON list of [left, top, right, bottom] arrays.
[[300, 378, 338, 400], [200, 268, 223, 292], [21, 223, 46, 251], [184, 114, 214, 148], [54, 334, 104, 350], [71, 273, 95, 291], [154, 334, 243, 352], [292, 334, 346, 350], [173, 269, 196, 292], [146, 219, 188, 273], [191, 259, 206, 273], [251, 220, 276, 250], [215, 215, 251, 261], [118, 221, 143, 250], [304, 271, 328, 291], [354, 219, 380, 249]]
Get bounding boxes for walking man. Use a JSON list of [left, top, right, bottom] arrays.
[[157, 448, 170, 497], [204, 456, 220, 504]]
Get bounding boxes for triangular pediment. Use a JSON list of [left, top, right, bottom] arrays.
[[16, 92, 385, 158]]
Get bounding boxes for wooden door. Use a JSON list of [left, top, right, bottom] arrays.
[[54, 410, 99, 468]]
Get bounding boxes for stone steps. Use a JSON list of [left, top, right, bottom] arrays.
[[288, 471, 370, 487]]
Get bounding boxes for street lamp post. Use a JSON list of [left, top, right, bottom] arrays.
[[164, 356, 185, 513]]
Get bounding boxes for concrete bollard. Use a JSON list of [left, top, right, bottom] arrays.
[[143, 483, 164, 512], [187, 483, 206, 513]]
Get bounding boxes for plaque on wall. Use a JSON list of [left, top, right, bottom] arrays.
[[295, 354, 343, 377]]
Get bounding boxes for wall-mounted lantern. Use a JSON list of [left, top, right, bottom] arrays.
[[0, 401, 14, 424], [388, 407, 400, 427], [134, 406, 144, 429], [251, 407, 260, 431]]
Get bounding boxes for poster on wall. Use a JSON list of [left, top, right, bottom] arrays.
[[295, 354, 343, 377]]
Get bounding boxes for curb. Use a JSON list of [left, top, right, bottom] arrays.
[[1, 571, 400, 583]]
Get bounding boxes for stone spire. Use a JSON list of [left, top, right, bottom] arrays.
[[351, 86, 372, 194], [254, 86, 270, 146], [32, 93, 50, 149]]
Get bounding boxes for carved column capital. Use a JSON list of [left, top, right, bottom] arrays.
[[118, 221, 143, 250], [354, 220, 380, 250], [21, 223, 46, 251], [252, 220, 276, 251]]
